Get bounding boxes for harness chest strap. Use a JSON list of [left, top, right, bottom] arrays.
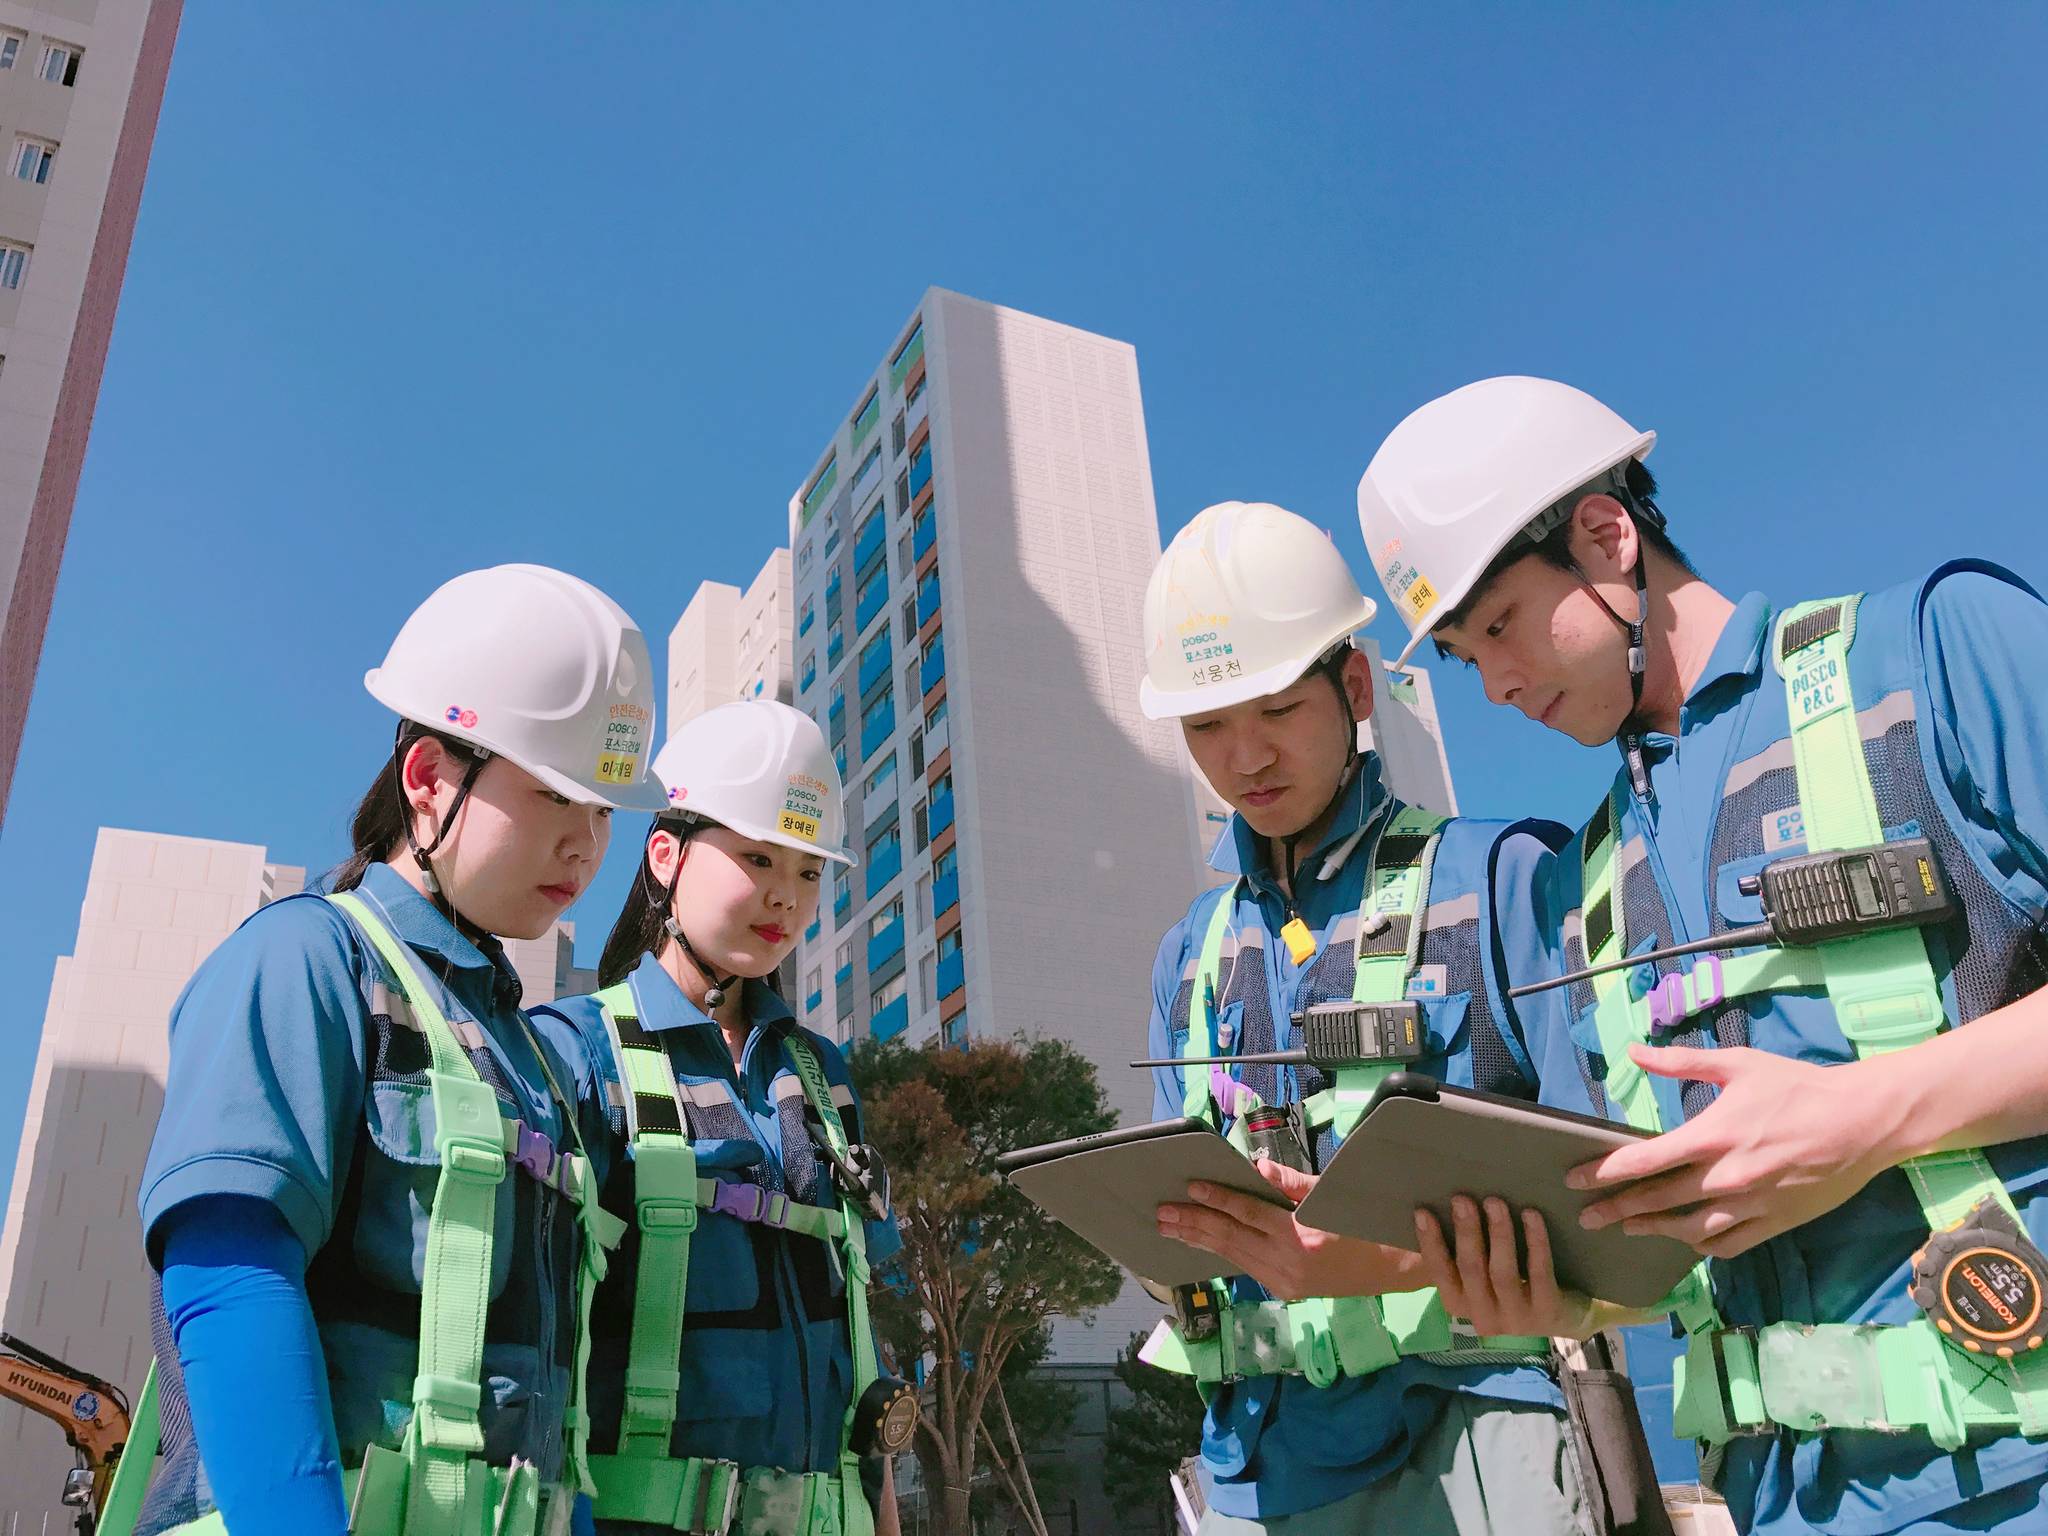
[[588, 988, 876, 1536], [1151, 807, 1546, 1389], [1583, 597, 2048, 1449], [103, 893, 620, 1536]]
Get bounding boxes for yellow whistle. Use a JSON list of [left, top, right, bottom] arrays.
[[1279, 917, 1317, 965]]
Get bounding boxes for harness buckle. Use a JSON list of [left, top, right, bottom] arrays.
[[1675, 1326, 1771, 1443], [638, 1197, 699, 1234], [681, 1458, 742, 1535], [442, 1140, 507, 1186], [1173, 1282, 1224, 1345]]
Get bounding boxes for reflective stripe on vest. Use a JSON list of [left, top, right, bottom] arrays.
[[589, 987, 877, 1536], [1587, 595, 2048, 1449], [102, 893, 624, 1536], [1148, 805, 1546, 1388]]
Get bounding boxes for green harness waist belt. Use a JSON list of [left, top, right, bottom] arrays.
[[587, 984, 878, 1536], [100, 892, 627, 1536], [1141, 807, 1547, 1391], [1582, 595, 2048, 1450]]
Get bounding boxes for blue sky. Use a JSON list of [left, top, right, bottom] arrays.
[[4, 0, 2046, 1231]]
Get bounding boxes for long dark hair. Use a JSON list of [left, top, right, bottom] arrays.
[[597, 818, 690, 987], [327, 725, 480, 892]]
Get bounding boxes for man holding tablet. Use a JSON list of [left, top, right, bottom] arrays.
[[1357, 377, 2048, 1535], [1136, 501, 1590, 1534]]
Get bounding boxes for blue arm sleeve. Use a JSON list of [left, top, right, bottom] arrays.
[[159, 1195, 348, 1536], [1920, 568, 2048, 912]]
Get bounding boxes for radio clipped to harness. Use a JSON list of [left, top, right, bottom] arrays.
[[1132, 1000, 1426, 1073], [1510, 836, 1959, 1000]]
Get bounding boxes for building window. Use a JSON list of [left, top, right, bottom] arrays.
[[893, 470, 910, 516], [861, 688, 893, 736], [11, 138, 55, 185], [901, 597, 918, 644], [835, 939, 851, 972], [897, 532, 914, 579], [925, 696, 948, 734], [807, 967, 822, 996], [920, 954, 936, 1010], [871, 973, 907, 1013], [913, 800, 929, 854], [863, 752, 897, 798], [891, 411, 906, 457], [39, 43, 81, 87], [0, 31, 23, 70], [909, 728, 924, 777], [869, 896, 904, 939], [934, 845, 958, 882], [0, 242, 30, 291], [796, 541, 812, 575]]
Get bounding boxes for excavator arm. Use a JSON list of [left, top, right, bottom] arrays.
[[0, 1332, 133, 1531]]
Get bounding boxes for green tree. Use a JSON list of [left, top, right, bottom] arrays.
[[1103, 1332, 1204, 1526], [850, 1036, 1122, 1536]]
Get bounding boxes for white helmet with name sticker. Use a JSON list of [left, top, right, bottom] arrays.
[[652, 700, 856, 865], [1139, 501, 1377, 720]]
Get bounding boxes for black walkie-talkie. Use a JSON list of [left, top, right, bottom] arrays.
[[1739, 838, 1953, 947], [1509, 836, 1959, 1000]]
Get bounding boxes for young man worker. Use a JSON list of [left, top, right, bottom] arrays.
[[1357, 376, 2048, 1535], [1138, 500, 1591, 1534]]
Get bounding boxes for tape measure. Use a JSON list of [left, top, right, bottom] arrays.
[[1910, 1199, 2048, 1357]]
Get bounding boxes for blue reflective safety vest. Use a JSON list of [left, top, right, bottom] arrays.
[[534, 955, 902, 1486], [1144, 759, 1572, 1520], [135, 863, 609, 1534], [1537, 565, 2048, 1536]]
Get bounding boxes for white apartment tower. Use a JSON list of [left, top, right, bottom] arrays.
[[0, 0, 182, 823], [0, 829, 585, 1526], [783, 289, 1215, 1126], [666, 548, 794, 734]]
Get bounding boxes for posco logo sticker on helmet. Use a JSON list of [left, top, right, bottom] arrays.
[[780, 772, 827, 843], [1377, 544, 1437, 619], [597, 701, 650, 786], [444, 706, 479, 729]]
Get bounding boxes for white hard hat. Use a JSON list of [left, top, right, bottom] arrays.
[[365, 564, 669, 813], [1138, 501, 1377, 720], [652, 700, 856, 865], [1357, 376, 1655, 665]]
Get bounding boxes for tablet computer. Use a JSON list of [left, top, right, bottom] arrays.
[[1291, 1074, 1697, 1308], [997, 1117, 1289, 1288]]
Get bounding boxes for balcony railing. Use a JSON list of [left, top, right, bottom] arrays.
[[866, 916, 905, 972], [865, 835, 902, 899], [871, 993, 909, 1041], [937, 949, 965, 1000]]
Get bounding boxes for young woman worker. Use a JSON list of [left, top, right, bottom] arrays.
[[127, 564, 669, 1536], [535, 700, 910, 1536]]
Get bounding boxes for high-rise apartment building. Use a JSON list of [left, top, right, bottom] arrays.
[[0, 0, 181, 824], [782, 289, 1215, 1120], [666, 548, 793, 733], [0, 828, 583, 1526]]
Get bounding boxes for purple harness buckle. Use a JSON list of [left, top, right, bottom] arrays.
[[709, 1181, 795, 1231], [1646, 954, 1726, 1033], [511, 1122, 576, 1198]]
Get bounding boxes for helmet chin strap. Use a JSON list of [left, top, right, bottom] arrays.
[[392, 725, 491, 927], [1280, 647, 1365, 909], [652, 821, 741, 1010], [1568, 488, 1665, 806]]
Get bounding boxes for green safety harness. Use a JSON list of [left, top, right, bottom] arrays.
[[1141, 806, 1549, 1389], [583, 982, 880, 1536], [101, 891, 627, 1536], [1583, 595, 2048, 1451]]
